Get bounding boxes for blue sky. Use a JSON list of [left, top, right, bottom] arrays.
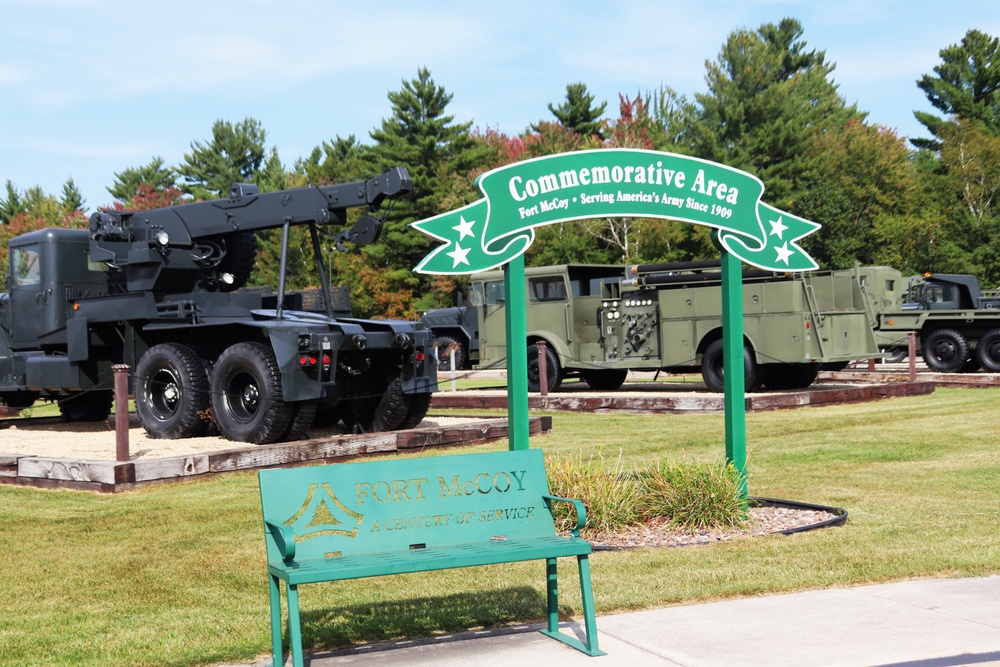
[[2, 0, 998, 213]]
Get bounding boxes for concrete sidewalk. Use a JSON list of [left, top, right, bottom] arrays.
[[231, 575, 1000, 667]]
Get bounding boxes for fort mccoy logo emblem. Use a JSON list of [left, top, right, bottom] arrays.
[[410, 148, 821, 275], [283, 483, 364, 542]]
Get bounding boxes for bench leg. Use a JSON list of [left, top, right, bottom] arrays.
[[539, 555, 605, 657], [268, 574, 285, 667], [545, 557, 559, 634], [287, 584, 305, 667], [576, 554, 605, 656]]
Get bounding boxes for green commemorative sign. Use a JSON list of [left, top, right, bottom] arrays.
[[411, 148, 820, 274]]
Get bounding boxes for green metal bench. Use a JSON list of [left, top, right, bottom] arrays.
[[258, 448, 604, 667]]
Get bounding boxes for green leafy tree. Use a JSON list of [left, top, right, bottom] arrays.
[[914, 29, 1000, 150], [936, 119, 1000, 283], [107, 157, 177, 204], [541, 82, 607, 139], [177, 118, 281, 199], [795, 119, 922, 268]]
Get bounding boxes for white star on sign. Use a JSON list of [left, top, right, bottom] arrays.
[[453, 215, 476, 240], [769, 216, 788, 239], [446, 243, 471, 267], [775, 242, 794, 265]]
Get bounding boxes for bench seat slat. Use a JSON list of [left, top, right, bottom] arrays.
[[269, 535, 592, 584]]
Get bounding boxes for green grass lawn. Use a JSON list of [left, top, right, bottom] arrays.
[[2, 388, 999, 667]]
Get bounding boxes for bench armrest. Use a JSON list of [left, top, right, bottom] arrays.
[[543, 495, 588, 538], [264, 520, 296, 562]]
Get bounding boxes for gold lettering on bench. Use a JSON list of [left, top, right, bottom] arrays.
[[355, 477, 430, 504], [284, 483, 364, 543], [437, 470, 528, 497]]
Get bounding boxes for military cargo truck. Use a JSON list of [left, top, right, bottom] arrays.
[[848, 266, 1000, 372], [0, 169, 437, 443], [425, 262, 880, 392]]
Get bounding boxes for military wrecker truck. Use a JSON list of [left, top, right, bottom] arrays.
[[424, 261, 879, 393], [847, 266, 1000, 372], [0, 168, 437, 443]]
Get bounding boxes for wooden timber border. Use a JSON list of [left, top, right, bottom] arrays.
[[823, 368, 1000, 388], [0, 416, 551, 494], [430, 380, 935, 413]]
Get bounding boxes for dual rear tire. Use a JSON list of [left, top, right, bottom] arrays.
[[136, 341, 431, 444], [137, 341, 290, 444]]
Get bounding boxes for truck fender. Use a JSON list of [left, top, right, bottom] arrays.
[[697, 329, 759, 362], [527, 330, 571, 367]]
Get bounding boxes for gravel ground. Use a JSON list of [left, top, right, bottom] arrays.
[[587, 504, 843, 549], [0, 415, 479, 461]]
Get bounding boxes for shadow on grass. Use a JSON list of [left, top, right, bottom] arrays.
[[297, 585, 558, 650]]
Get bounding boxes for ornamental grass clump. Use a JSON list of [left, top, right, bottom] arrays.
[[641, 459, 747, 531], [546, 451, 747, 538], [544, 450, 643, 536]]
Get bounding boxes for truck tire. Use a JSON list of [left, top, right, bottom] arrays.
[[582, 368, 628, 390], [283, 401, 318, 442], [434, 335, 466, 372], [765, 363, 819, 390], [217, 232, 257, 292], [976, 329, 1000, 372], [211, 342, 291, 444], [922, 329, 969, 373], [59, 390, 113, 422], [341, 377, 409, 433], [882, 347, 907, 363], [399, 391, 433, 429], [527, 343, 562, 392], [0, 390, 39, 409], [701, 339, 758, 394], [136, 343, 212, 439]]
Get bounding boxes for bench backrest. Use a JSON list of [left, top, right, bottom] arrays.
[[258, 449, 557, 561]]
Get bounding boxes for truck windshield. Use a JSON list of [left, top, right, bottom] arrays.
[[484, 280, 505, 305], [12, 247, 40, 285], [469, 281, 486, 307]]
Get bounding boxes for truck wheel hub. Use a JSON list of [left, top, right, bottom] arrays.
[[242, 385, 259, 407]]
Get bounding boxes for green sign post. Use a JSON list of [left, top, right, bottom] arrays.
[[411, 149, 821, 492]]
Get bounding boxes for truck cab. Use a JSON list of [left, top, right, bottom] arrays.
[[3, 228, 112, 350], [474, 264, 627, 391], [904, 273, 1000, 311]]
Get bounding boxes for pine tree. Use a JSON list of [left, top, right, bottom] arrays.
[[914, 29, 1000, 150], [60, 178, 85, 212], [539, 83, 607, 139], [0, 180, 26, 224], [365, 68, 490, 279], [108, 157, 177, 204], [688, 18, 864, 209], [295, 135, 369, 186], [177, 118, 278, 199]]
